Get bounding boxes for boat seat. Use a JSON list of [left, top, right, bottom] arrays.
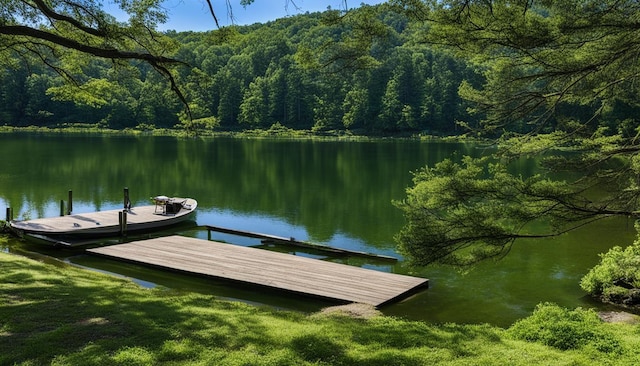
[[153, 195, 170, 214], [165, 201, 183, 214]]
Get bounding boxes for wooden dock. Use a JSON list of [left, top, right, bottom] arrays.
[[87, 235, 428, 307]]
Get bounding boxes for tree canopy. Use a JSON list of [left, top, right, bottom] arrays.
[[0, 4, 480, 134], [394, 0, 640, 265], [0, 1, 355, 116], [0, 1, 185, 93]]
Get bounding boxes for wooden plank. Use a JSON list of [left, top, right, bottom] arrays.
[[87, 235, 428, 307]]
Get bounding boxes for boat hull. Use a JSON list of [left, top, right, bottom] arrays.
[[10, 198, 197, 238]]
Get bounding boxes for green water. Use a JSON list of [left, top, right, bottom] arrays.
[[0, 133, 635, 326]]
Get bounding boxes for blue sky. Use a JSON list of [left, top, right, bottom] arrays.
[[155, 0, 387, 31]]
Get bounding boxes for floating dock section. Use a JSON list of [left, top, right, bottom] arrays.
[[87, 235, 428, 307], [204, 224, 398, 262]]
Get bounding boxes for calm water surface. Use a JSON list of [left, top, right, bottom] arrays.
[[0, 133, 635, 326]]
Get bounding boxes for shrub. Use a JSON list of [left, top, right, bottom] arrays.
[[580, 232, 640, 303], [508, 303, 622, 353]]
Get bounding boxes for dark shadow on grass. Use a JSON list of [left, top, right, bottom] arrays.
[[291, 334, 349, 365], [0, 252, 510, 365], [349, 318, 504, 359], [0, 256, 202, 364], [1, 252, 323, 365]]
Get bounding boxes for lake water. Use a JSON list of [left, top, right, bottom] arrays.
[[0, 133, 635, 326]]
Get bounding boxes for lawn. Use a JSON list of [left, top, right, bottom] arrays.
[[1, 248, 639, 365]]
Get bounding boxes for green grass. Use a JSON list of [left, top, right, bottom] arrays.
[[1, 249, 639, 365], [0, 124, 451, 141]]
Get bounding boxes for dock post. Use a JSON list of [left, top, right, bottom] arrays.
[[119, 210, 128, 236], [68, 190, 73, 215], [208, 228, 211, 241], [123, 187, 130, 211], [5, 207, 12, 222], [60, 200, 65, 216]]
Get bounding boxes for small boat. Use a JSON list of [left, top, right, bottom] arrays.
[[9, 197, 197, 239]]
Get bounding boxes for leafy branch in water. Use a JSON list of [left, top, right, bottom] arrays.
[[394, 155, 628, 266]]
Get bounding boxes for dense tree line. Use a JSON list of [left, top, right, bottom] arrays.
[[0, 6, 481, 135]]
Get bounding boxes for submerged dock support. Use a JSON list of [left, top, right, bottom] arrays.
[[204, 225, 398, 262]]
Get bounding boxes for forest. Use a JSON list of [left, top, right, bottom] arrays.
[[0, 6, 482, 135]]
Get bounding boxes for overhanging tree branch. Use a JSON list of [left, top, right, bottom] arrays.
[[0, 25, 178, 63], [0, 24, 191, 113], [31, 0, 107, 37]]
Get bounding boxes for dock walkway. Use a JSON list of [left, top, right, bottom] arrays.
[[87, 235, 428, 307]]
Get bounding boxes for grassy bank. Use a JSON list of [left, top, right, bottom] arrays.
[[1, 249, 639, 365], [0, 124, 457, 141]]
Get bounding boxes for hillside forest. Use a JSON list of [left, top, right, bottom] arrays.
[[0, 6, 483, 135]]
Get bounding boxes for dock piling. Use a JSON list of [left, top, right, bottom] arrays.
[[123, 187, 131, 211], [60, 200, 65, 216], [67, 190, 73, 215], [68, 190, 73, 215], [119, 210, 128, 236], [5, 207, 12, 222]]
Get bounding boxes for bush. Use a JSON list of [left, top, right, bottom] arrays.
[[508, 303, 622, 354], [580, 233, 640, 303]]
